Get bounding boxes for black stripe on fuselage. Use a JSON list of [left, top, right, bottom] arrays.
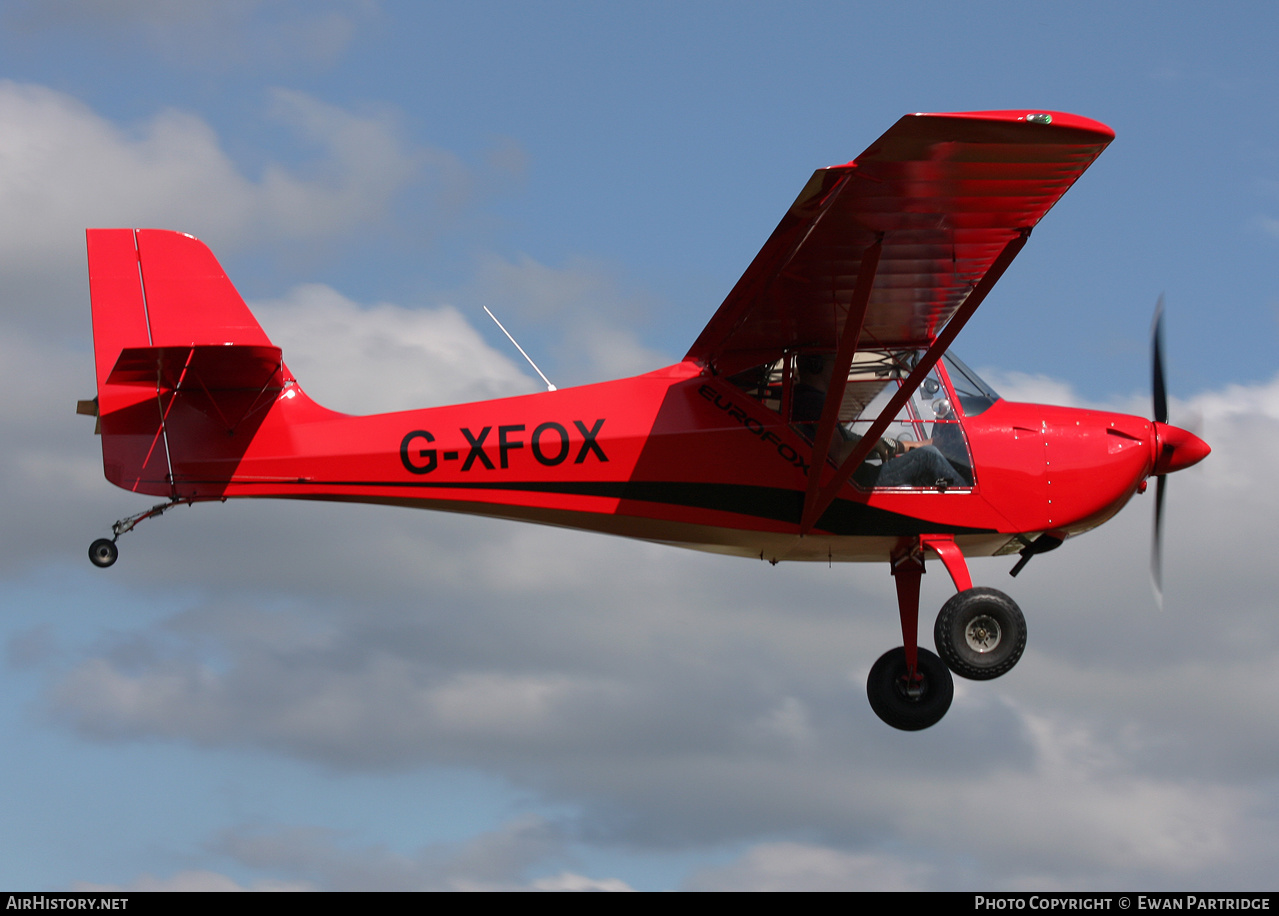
[[187, 477, 995, 537]]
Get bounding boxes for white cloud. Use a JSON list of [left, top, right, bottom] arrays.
[[74, 870, 311, 892], [36, 364, 1279, 887], [979, 369, 1085, 408], [252, 283, 536, 413], [0, 80, 420, 268], [6, 1, 368, 71], [1256, 216, 1279, 240], [257, 88, 430, 237], [918, 711, 1245, 878], [684, 842, 931, 891], [528, 872, 634, 892], [0, 327, 124, 569], [0, 79, 448, 346], [468, 253, 673, 385], [193, 816, 630, 891]]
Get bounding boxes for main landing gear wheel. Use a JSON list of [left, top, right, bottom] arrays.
[[934, 587, 1026, 681], [88, 538, 118, 568], [866, 646, 954, 731]]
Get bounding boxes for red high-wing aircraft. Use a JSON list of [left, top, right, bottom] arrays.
[[81, 110, 1209, 730]]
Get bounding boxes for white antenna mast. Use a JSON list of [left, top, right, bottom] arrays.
[[483, 306, 557, 391]]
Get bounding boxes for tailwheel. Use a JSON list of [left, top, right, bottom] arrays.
[[87, 498, 196, 568], [934, 587, 1026, 680], [88, 538, 118, 568], [866, 646, 953, 731]]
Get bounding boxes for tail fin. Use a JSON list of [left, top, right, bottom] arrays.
[[87, 229, 288, 497]]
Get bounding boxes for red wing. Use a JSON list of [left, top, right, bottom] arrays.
[[685, 110, 1115, 376]]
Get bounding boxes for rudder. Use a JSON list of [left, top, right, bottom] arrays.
[[87, 229, 286, 497]]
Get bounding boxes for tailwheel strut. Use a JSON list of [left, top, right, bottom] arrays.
[[866, 546, 954, 730], [88, 498, 202, 568]]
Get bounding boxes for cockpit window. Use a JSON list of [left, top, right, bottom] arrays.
[[941, 353, 1000, 417], [831, 352, 973, 489], [727, 349, 975, 491], [726, 361, 785, 415]]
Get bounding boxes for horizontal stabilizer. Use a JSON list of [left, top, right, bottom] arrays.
[[107, 345, 285, 392]]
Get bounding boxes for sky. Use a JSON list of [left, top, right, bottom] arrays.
[[1, 0, 1277, 892]]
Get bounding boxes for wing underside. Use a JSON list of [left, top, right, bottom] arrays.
[[686, 110, 1115, 377]]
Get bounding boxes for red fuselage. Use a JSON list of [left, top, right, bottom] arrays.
[[112, 358, 1203, 565]]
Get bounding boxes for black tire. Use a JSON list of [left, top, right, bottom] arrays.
[[866, 646, 954, 731], [934, 587, 1026, 681], [89, 538, 118, 568]]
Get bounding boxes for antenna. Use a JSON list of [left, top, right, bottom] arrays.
[[483, 306, 557, 391]]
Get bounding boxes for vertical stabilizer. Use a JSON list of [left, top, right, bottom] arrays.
[[87, 229, 285, 497]]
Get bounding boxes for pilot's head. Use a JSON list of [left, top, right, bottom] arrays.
[[798, 354, 833, 386]]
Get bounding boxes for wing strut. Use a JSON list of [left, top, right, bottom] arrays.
[[799, 228, 1031, 534], [799, 235, 882, 525]]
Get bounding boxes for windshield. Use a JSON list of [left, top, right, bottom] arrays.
[[941, 353, 1000, 417]]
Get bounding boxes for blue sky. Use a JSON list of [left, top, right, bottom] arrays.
[[1, 0, 1277, 891]]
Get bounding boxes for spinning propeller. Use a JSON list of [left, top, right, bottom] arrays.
[[1148, 298, 1211, 605]]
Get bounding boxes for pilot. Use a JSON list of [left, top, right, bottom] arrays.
[[925, 395, 973, 485], [793, 355, 964, 489]]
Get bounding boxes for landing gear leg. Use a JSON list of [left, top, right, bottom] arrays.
[[87, 498, 196, 569], [866, 550, 954, 730]]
